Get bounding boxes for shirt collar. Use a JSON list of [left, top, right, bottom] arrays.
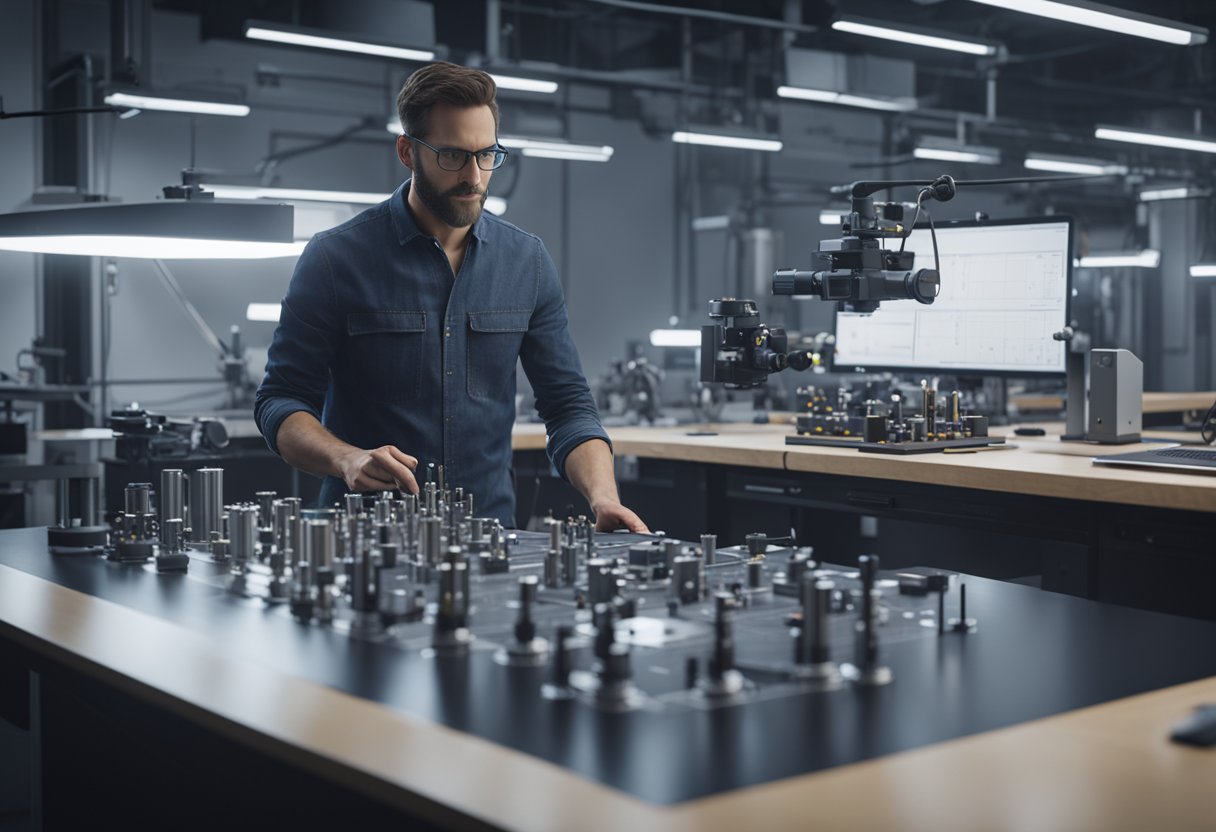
[[390, 179, 490, 246]]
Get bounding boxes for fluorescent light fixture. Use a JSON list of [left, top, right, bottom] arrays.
[[914, 143, 997, 165], [246, 302, 282, 322], [1139, 186, 1209, 202], [244, 22, 435, 61], [1024, 154, 1126, 175], [484, 196, 506, 215], [1078, 250, 1161, 268], [0, 200, 301, 259], [831, 17, 997, 56], [671, 131, 782, 152], [498, 136, 614, 162], [103, 91, 249, 117], [778, 85, 916, 112], [649, 328, 701, 347], [206, 185, 389, 204], [0, 236, 304, 259], [820, 210, 843, 225], [691, 215, 730, 232], [1190, 264, 1216, 278], [1095, 126, 1216, 154], [965, 0, 1207, 46], [489, 74, 558, 94]]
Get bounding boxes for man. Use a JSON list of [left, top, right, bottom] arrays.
[[255, 61, 647, 533]]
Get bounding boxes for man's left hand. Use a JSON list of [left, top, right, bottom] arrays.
[[591, 501, 650, 533]]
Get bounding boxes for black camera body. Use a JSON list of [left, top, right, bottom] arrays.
[[700, 299, 812, 388]]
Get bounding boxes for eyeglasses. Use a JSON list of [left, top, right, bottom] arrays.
[[404, 133, 508, 171]]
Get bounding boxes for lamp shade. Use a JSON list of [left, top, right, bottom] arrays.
[[0, 200, 300, 259]]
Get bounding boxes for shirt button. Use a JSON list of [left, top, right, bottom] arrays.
[[445, 328, 451, 337], [446, 369, 453, 375]]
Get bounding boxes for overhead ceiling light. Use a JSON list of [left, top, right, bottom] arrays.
[[1077, 250, 1161, 268], [649, 329, 701, 347], [246, 302, 282, 322], [1190, 264, 1216, 278], [103, 91, 250, 117], [913, 137, 1001, 165], [0, 200, 303, 259], [244, 21, 435, 61], [484, 196, 507, 215], [1024, 153, 1127, 175], [671, 131, 782, 152], [1095, 126, 1216, 154], [1139, 186, 1210, 202], [831, 17, 998, 56], [820, 210, 843, 225], [489, 74, 558, 94], [964, 0, 1207, 46], [498, 136, 614, 162], [205, 185, 389, 204], [777, 85, 916, 112]]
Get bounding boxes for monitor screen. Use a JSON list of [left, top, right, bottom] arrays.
[[832, 217, 1072, 375]]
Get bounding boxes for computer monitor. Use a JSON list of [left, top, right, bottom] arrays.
[[832, 216, 1072, 376]]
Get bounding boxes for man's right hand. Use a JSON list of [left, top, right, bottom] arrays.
[[336, 445, 420, 494]]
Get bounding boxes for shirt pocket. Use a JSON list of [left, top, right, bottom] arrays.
[[346, 310, 427, 404], [467, 309, 531, 401]]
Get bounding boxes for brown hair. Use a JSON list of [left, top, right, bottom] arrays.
[[396, 61, 499, 139]]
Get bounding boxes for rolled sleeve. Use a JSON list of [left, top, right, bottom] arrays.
[[254, 239, 341, 456], [519, 239, 611, 481]]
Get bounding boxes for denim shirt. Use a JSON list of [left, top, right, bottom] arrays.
[[254, 180, 610, 525]]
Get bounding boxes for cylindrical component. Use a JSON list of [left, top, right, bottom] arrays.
[[515, 575, 537, 645], [161, 517, 184, 553], [469, 516, 484, 542], [124, 483, 152, 517], [421, 515, 443, 566], [908, 416, 927, 442], [745, 533, 767, 557], [188, 468, 224, 545], [700, 534, 717, 566], [230, 505, 258, 565], [950, 390, 961, 425], [345, 493, 363, 517], [748, 559, 763, 589], [159, 469, 185, 547], [544, 547, 561, 588], [435, 561, 468, 634], [672, 556, 702, 604], [799, 577, 834, 665], [553, 625, 574, 688], [254, 491, 276, 526], [858, 554, 879, 671], [587, 559, 617, 605], [923, 386, 937, 436], [273, 499, 295, 553], [864, 414, 887, 443], [560, 542, 577, 586], [304, 519, 334, 571], [424, 481, 438, 515], [708, 593, 736, 681], [547, 517, 563, 552], [663, 539, 682, 572], [891, 393, 903, 424]]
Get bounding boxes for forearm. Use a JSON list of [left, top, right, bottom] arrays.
[[563, 438, 619, 511], [276, 411, 357, 480]]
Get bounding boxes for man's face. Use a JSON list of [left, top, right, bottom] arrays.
[[398, 103, 497, 229]]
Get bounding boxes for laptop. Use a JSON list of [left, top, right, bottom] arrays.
[[1093, 445, 1216, 474]]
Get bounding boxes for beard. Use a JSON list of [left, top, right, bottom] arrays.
[[412, 160, 486, 228]]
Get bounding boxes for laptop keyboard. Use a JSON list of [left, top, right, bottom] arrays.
[[1155, 448, 1216, 460]]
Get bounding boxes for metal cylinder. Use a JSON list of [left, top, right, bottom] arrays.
[[469, 516, 484, 543], [421, 515, 443, 565], [188, 468, 224, 545], [923, 387, 937, 436], [663, 539, 682, 571], [304, 519, 334, 571], [800, 577, 833, 665], [161, 517, 184, 554], [544, 548, 561, 588], [273, 499, 296, 553], [587, 559, 617, 605], [159, 469, 185, 547], [124, 483, 152, 517], [255, 491, 277, 526], [672, 556, 702, 604], [908, 416, 927, 442], [561, 542, 577, 586], [345, 493, 364, 517], [230, 505, 258, 565], [701, 533, 717, 566]]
